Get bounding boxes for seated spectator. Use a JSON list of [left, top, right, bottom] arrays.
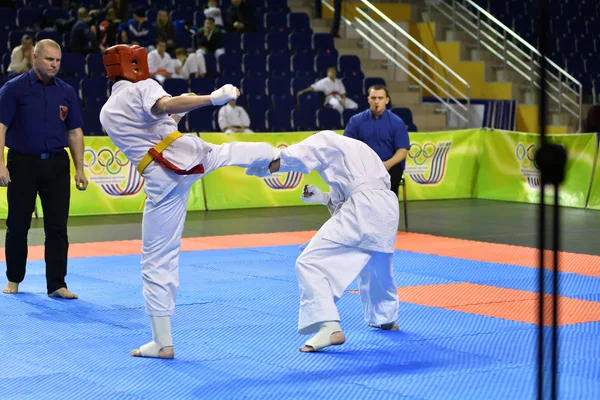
[[155, 10, 176, 55], [121, 7, 152, 47], [218, 99, 254, 133], [172, 48, 207, 79], [98, 8, 119, 49], [195, 17, 223, 55], [204, 0, 224, 28], [69, 7, 101, 55], [226, 0, 256, 34], [7, 35, 34, 79], [148, 40, 175, 84], [298, 66, 359, 113]]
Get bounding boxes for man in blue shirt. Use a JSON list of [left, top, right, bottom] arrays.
[[0, 39, 88, 299], [69, 7, 101, 55], [344, 84, 410, 196]]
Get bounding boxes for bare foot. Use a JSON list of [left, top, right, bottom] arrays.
[[48, 287, 78, 299], [131, 345, 174, 359], [3, 281, 18, 294], [299, 331, 346, 352], [380, 322, 399, 331]]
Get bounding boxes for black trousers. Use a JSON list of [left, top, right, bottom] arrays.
[[389, 163, 404, 196], [331, 0, 342, 36], [5, 149, 71, 294]]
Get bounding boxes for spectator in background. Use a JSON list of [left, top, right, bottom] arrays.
[[584, 105, 600, 134], [195, 17, 223, 55], [121, 7, 152, 47], [148, 40, 174, 85], [204, 0, 224, 28], [98, 8, 119, 49], [172, 48, 207, 79], [218, 99, 253, 133], [297, 66, 358, 113], [69, 8, 101, 55], [331, 0, 342, 38], [91, 0, 130, 24], [7, 35, 33, 79], [226, 0, 256, 34], [155, 10, 176, 55]]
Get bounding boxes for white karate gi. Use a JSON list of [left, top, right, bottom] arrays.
[[218, 103, 253, 133], [147, 49, 175, 85], [172, 53, 207, 80], [99, 79, 276, 317], [277, 130, 399, 334], [204, 6, 224, 27], [311, 77, 359, 113]]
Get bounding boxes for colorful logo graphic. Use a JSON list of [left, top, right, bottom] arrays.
[[84, 148, 144, 196], [405, 141, 452, 185], [262, 144, 303, 190], [515, 143, 542, 188]]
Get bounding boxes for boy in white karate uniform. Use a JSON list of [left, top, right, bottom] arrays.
[[298, 67, 359, 113], [218, 99, 253, 133], [99, 44, 278, 359], [247, 130, 399, 352]]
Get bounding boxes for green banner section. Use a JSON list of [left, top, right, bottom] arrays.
[[200, 132, 330, 210], [586, 138, 600, 210], [0, 135, 206, 219], [405, 129, 482, 200], [474, 130, 597, 208]]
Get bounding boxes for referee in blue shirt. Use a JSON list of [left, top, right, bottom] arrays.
[[0, 39, 88, 299], [344, 84, 410, 196]]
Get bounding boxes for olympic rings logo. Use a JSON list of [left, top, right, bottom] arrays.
[[84, 148, 131, 175], [515, 143, 538, 169], [408, 142, 437, 166]]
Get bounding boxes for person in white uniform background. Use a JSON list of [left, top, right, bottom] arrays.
[[99, 44, 278, 359], [218, 99, 253, 133], [246, 130, 400, 352], [297, 67, 359, 113], [172, 48, 207, 80], [147, 39, 174, 85]]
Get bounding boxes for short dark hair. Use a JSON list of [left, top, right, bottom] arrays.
[[22, 34, 33, 42], [367, 84, 389, 98]]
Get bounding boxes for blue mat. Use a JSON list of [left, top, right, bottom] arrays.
[[1, 245, 599, 399]]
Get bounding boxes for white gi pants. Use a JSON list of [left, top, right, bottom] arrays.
[[295, 222, 399, 334], [326, 96, 359, 113], [141, 141, 276, 316]]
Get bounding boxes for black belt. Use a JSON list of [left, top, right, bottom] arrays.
[[9, 149, 66, 159]]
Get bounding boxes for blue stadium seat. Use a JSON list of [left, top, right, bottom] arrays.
[[43, 8, 69, 26], [291, 109, 317, 131], [242, 54, 268, 78], [163, 79, 189, 96], [247, 109, 266, 131], [81, 77, 108, 112], [85, 53, 105, 77], [314, 53, 338, 77], [266, 108, 292, 131], [292, 53, 315, 76], [287, 12, 311, 33], [36, 30, 61, 44], [16, 8, 43, 29], [241, 32, 266, 55], [391, 107, 418, 132], [266, 77, 291, 95], [289, 32, 312, 54], [241, 77, 266, 96], [338, 55, 363, 79], [271, 94, 295, 113], [190, 77, 215, 94], [342, 109, 360, 126], [264, 12, 288, 33], [316, 108, 342, 130], [188, 107, 216, 132], [265, 0, 290, 13], [266, 32, 289, 54], [298, 92, 321, 113], [59, 53, 86, 78], [219, 53, 243, 74], [291, 76, 315, 96], [222, 32, 242, 55], [267, 52, 292, 76], [312, 33, 335, 54]]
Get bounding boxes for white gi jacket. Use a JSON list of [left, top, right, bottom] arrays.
[[279, 131, 399, 253], [99, 79, 212, 204]]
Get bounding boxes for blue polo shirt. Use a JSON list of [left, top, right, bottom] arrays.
[[344, 109, 410, 169], [0, 69, 83, 154]]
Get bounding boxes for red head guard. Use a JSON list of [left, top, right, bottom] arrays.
[[103, 45, 149, 82]]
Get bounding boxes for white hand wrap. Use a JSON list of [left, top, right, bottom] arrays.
[[210, 84, 238, 106], [301, 185, 330, 206]]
